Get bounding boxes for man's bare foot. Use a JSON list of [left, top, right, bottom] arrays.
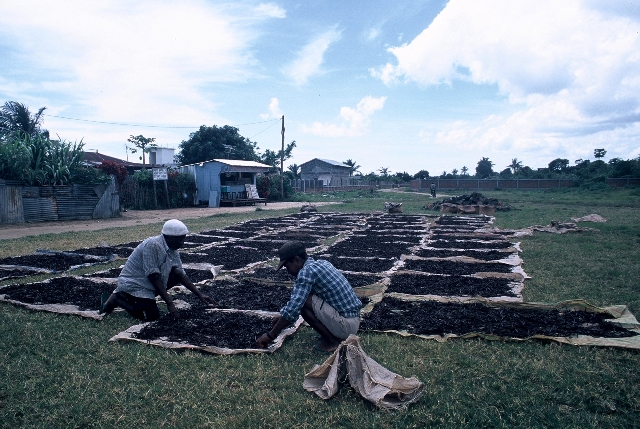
[[313, 340, 340, 353]]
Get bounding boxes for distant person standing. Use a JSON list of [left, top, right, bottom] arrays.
[[100, 219, 216, 321], [430, 183, 437, 198]]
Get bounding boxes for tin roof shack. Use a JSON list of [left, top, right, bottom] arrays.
[[299, 158, 351, 186], [179, 159, 271, 207]]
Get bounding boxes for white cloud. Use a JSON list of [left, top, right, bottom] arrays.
[[364, 26, 381, 41], [253, 3, 286, 18], [373, 0, 640, 165], [283, 27, 342, 85], [260, 97, 283, 119], [0, 0, 278, 136], [302, 96, 386, 137]]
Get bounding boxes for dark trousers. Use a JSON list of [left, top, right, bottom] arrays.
[[118, 269, 184, 321]]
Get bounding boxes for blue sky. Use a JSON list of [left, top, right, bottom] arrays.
[[1, 0, 639, 176]]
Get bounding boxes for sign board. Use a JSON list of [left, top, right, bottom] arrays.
[[245, 184, 260, 199], [152, 167, 168, 181]]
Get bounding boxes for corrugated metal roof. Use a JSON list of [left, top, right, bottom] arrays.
[[181, 159, 271, 169], [300, 158, 349, 168], [213, 159, 272, 168]]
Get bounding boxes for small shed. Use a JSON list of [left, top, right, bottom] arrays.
[[178, 159, 271, 207], [299, 158, 351, 186]]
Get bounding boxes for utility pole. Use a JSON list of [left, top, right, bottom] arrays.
[[280, 115, 285, 199]]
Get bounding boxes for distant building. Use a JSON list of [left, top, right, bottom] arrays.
[[299, 158, 351, 185], [178, 159, 271, 207], [148, 147, 177, 167], [83, 147, 177, 174], [82, 151, 142, 174]]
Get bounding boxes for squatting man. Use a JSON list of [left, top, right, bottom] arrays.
[[100, 219, 216, 320], [255, 241, 362, 353]]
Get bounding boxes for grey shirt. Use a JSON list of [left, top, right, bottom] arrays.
[[114, 234, 185, 299]]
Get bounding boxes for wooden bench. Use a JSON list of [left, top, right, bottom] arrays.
[[220, 191, 267, 207]]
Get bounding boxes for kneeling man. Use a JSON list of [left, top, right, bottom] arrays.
[[256, 241, 361, 352], [100, 219, 216, 321]]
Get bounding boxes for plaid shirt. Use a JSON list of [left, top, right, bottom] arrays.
[[280, 257, 361, 322], [115, 234, 185, 299]]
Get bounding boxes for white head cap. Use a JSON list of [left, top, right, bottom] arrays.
[[162, 219, 188, 236]]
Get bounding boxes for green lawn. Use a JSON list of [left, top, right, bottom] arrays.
[[1, 187, 639, 428]]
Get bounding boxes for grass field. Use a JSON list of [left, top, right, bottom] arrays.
[[1, 187, 639, 428]]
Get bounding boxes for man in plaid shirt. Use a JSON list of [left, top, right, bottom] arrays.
[[256, 241, 361, 352]]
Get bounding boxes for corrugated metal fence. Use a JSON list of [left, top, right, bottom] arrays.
[[0, 177, 119, 224]]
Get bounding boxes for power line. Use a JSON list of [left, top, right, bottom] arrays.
[[43, 114, 280, 130], [249, 119, 281, 139]]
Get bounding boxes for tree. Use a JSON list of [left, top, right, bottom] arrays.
[[342, 159, 361, 176], [461, 166, 469, 176], [475, 157, 494, 178], [127, 135, 156, 167], [548, 158, 569, 172], [260, 140, 296, 171], [499, 167, 512, 177], [413, 170, 430, 180], [0, 101, 48, 139], [377, 167, 390, 179], [508, 158, 523, 174], [175, 125, 260, 165], [594, 148, 607, 159], [451, 168, 459, 177], [286, 163, 300, 179], [394, 171, 413, 182]]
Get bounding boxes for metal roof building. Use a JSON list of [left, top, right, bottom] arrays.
[[178, 159, 271, 207]]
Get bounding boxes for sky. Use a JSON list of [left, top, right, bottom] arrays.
[[1, 0, 639, 177]]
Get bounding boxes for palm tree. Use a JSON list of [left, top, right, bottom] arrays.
[[287, 163, 300, 178], [0, 101, 48, 138], [508, 158, 523, 174], [461, 166, 469, 176], [343, 159, 361, 176]]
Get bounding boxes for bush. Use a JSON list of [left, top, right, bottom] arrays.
[[0, 135, 31, 181], [257, 175, 294, 200], [119, 169, 197, 210]]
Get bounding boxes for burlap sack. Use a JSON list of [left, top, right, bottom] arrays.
[[303, 335, 424, 409]]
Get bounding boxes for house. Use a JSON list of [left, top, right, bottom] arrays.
[[83, 147, 177, 174], [82, 151, 142, 173], [299, 158, 351, 186], [178, 159, 271, 207]]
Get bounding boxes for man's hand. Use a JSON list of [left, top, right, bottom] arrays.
[[255, 333, 272, 349], [199, 295, 218, 307], [167, 302, 179, 318]]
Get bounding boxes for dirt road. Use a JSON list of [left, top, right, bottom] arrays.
[[0, 202, 339, 240]]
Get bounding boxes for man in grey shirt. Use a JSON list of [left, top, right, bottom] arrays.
[[100, 219, 216, 320]]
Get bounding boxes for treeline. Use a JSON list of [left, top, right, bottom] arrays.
[[350, 149, 640, 186]]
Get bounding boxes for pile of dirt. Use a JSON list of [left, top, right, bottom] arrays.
[[0, 277, 113, 311], [174, 279, 291, 312], [322, 256, 396, 273], [133, 308, 273, 349], [362, 297, 636, 339], [0, 253, 110, 272], [424, 192, 511, 212], [387, 273, 517, 297], [402, 259, 514, 275]]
